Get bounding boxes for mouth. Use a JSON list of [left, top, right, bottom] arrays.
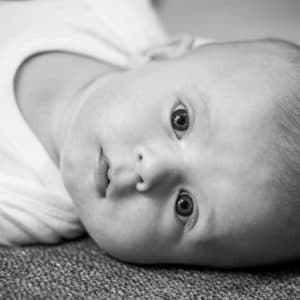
[[96, 147, 111, 197]]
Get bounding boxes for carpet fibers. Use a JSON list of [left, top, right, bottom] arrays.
[[1, 237, 299, 299]]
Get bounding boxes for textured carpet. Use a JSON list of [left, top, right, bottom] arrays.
[[1, 237, 299, 299]]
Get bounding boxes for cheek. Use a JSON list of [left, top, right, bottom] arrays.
[[100, 97, 162, 141], [81, 196, 171, 262]]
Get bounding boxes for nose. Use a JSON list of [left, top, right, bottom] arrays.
[[108, 144, 182, 196], [134, 144, 181, 192], [108, 165, 141, 196]]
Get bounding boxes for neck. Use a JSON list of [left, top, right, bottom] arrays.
[[16, 52, 119, 167]]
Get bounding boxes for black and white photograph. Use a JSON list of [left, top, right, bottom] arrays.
[[0, 0, 300, 299]]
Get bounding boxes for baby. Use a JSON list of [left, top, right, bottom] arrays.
[[1, 1, 300, 268], [57, 38, 300, 268]]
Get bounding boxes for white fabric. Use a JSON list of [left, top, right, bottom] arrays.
[[0, 0, 167, 244]]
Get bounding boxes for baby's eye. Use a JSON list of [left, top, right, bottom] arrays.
[[175, 190, 194, 221], [171, 101, 189, 139]]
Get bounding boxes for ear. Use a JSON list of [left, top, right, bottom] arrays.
[[128, 35, 212, 68], [142, 34, 195, 60]]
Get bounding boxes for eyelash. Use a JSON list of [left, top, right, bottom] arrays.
[[170, 100, 190, 140]]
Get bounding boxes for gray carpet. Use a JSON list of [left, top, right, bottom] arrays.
[[1, 237, 299, 299]]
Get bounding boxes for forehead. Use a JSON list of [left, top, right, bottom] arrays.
[[133, 42, 290, 103]]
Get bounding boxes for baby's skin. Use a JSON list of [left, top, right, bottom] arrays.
[[17, 39, 300, 267]]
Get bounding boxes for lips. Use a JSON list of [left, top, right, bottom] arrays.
[[96, 147, 110, 197]]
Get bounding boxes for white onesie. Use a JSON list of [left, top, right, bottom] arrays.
[[0, 0, 167, 245]]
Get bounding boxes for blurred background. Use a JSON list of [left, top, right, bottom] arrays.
[[156, 0, 300, 44]]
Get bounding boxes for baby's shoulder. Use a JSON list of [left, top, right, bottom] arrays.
[[15, 51, 118, 129]]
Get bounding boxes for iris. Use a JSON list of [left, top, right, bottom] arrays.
[[171, 108, 189, 131], [175, 191, 193, 217]]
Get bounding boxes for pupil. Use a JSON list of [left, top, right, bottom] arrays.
[[180, 199, 189, 210], [176, 193, 193, 217], [176, 115, 186, 125], [172, 109, 188, 130]]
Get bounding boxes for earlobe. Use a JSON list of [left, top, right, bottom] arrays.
[[128, 34, 200, 68], [144, 34, 196, 60]]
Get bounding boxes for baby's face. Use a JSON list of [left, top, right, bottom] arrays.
[[60, 44, 288, 267]]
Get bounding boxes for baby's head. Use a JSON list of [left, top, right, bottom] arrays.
[[60, 38, 300, 267]]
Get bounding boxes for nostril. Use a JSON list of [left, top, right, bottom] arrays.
[[138, 154, 143, 161], [138, 176, 144, 183]]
